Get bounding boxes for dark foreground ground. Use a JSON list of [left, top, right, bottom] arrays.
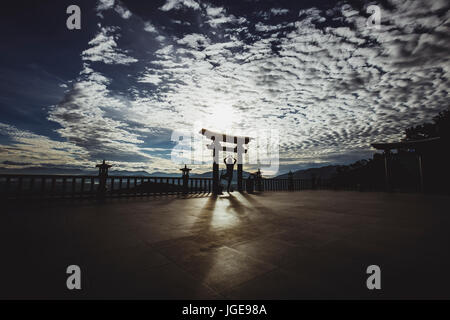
[[1, 191, 449, 299]]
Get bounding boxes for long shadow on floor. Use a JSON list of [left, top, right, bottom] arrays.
[[239, 192, 277, 215], [222, 193, 248, 216]]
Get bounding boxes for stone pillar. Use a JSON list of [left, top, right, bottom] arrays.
[[236, 141, 244, 192], [213, 162, 219, 194], [237, 164, 243, 192], [210, 136, 221, 195]]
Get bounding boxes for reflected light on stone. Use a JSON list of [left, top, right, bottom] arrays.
[[209, 197, 241, 228]]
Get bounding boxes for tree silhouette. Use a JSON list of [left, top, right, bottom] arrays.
[[331, 107, 449, 192], [404, 107, 450, 141]]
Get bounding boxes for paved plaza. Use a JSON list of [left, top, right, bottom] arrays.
[[1, 191, 449, 299]]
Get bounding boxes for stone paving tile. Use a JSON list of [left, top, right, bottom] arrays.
[[84, 261, 220, 299], [230, 237, 303, 267], [174, 246, 277, 293]]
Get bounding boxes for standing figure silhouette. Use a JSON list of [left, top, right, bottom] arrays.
[[220, 155, 237, 192]]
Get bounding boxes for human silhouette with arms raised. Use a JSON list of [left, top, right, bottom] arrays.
[[220, 155, 237, 192]]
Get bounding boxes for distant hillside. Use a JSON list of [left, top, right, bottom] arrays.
[[148, 171, 178, 177], [191, 170, 252, 180], [0, 166, 153, 176], [0, 166, 95, 175], [0, 166, 252, 180], [276, 165, 338, 179], [110, 170, 151, 176]]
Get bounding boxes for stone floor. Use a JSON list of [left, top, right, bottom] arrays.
[[1, 191, 449, 299]]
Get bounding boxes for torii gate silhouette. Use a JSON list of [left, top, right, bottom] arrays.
[[200, 128, 251, 194]]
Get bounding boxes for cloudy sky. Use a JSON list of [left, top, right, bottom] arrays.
[[0, 0, 449, 175]]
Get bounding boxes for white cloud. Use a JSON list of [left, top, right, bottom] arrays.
[[177, 33, 210, 49], [82, 27, 138, 65], [160, 0, 200, 12], [97, 0, 114, 12], [271, 8, 289, 15], [206, 5, 225, 17], [138, 73, 162, 85], [115, 4, 132, 19], [203, 5, 247, 28], [144, 22, 157, 33], [0, 123, 90, 169]]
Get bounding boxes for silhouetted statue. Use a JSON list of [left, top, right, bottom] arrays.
[[96, 160, 112, 196], [220, 155, 237, 192], [255, 169, 262, 192], [180, 164, 192, 195], [246, 173, 255, 193], [96, 159, 112, 176]]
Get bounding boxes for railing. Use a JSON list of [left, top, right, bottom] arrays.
[[0, 173, 362, 200], [0, 174, 213, 200], [243, 177, 334, 192]]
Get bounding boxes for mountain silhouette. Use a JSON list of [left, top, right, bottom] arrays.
[[276, 165, 338, 179]]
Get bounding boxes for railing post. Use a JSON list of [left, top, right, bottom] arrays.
[[30, 177, 35, 196], [288, 170, 294, 191], [81, 177, 85, 196], [51, 177, 56, 196], [40, 177, 46, 196], [90, 177, 94, 195], [72, 177, 76, 198], [110, 177, 114, 196], [247, 176, 255, 194], [18, 177, 23, 196], [417, 153, 424, 193], [62, 177, 66, 197], [311, 174, 317, 190], [5, 176, 10, 195]]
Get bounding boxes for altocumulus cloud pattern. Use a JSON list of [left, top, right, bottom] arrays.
[[0, 0, 449, 174]]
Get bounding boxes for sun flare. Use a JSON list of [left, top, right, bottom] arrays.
[[205, 102, 237, 132]]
